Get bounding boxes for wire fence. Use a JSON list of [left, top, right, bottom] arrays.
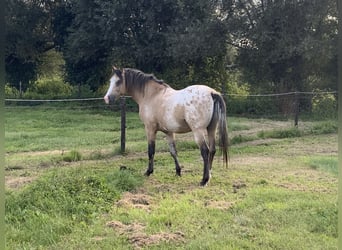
[[5, 91, 337, 153], [5, 91, 338, 119]]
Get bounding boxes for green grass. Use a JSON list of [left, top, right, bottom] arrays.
[[5, 105, 338, 249], [62, 150, 82, 162], [258, 127, 303, 139], [309, 121, 338, 135], [6, 164, 143, 249], [307, 156, 338, 176]]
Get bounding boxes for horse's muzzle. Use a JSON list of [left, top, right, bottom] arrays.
[[104, 96, 110, 104], [104, 95, 115, 104]]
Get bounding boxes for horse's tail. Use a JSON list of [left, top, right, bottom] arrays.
[[211, 93, 229, 167]]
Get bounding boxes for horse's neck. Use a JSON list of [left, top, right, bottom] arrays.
[[130, 81, 170, 105]]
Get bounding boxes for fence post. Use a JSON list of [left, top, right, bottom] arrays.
[[19, 81, 22, 98], [120, 96, 126, 153], [294, 91, 299, 127]]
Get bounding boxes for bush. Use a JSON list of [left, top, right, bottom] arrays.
[[24, 77, 73, 99], [226, 79, 251, 114], [5, 84, 20, 98], [311, 91, 337, 119], [225, 75, 279, 115], [71, 84, 97, 98]]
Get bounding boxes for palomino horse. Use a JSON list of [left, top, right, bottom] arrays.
[[104, 67, 229, 186]]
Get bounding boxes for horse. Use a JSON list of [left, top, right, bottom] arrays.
[[104, 67, 229, 186]]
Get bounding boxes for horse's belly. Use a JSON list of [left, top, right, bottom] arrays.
[[159, 115, 191, 133]]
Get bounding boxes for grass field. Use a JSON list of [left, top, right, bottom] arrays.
[[5, 105, 338, 249]]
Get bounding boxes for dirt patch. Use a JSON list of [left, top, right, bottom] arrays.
[[276, 182, 336, 193], [108, 192, 185, 248], [5, 176, 37, 189], [106, 220, 185, 249], [129, 231, 185, 249], [240, 138, 281, 146], [7, 150, 64, 157], [275, 168, 338, 193], [106, 220, 146, 234], [205, 200, 235, 210], [231, 156, 277, 166], [116, 192, 153, 212]]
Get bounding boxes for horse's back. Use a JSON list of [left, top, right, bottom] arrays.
[[143, 84, 220, 133]]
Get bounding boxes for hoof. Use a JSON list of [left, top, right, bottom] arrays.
[[200, 179, 209, 187], [144, 170, 153, 176], [175, 165, 182, 177], [176, 169, 181, 177], [120, 165, 127, 171]]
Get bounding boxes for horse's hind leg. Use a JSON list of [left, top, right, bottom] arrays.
[[166, 133, 181, 176], [193, 129, 210, 186], [207, 127, 217, 170], [199, 142, 210, 186]]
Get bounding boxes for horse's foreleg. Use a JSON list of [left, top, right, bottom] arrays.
[[166, 133, 181, 176], [145, 129, 156, 176], [145, 141, 155, 176]]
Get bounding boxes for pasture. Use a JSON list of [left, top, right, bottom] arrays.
[[5, 104, 338, 249]]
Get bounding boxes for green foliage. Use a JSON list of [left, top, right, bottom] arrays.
[[24, 77, 73, 99], [5, 0, 51, 88], [5, 84, 20, 98], [231, 0, 337, 95], [228, 95, 280, 116], [226, 72, 251, 114], [6, 0, 338, 96], [60, 0, 232, 89], [309, 121, 338, 134], [37, 49, 65, 78], [311, 92, 337, 119]]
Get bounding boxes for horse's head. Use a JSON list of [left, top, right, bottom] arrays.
[[104, 66, 124, 104]]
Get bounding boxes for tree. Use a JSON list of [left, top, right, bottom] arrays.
[[227, 0, 337, 94], [61, 1, 110, 91], [5, 0, 54, 89], [6, 0, 336, 98], [62, 0, 233, 90]]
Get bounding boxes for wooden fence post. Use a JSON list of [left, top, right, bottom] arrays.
[[19, 81, 22, 98], [294, 91, 299, 127], [120, 96, 126, 153]]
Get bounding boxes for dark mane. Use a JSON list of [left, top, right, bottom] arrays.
[[124, 68, 168, 94]]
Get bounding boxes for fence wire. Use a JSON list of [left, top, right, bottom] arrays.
[[5, 91, 338, 120]]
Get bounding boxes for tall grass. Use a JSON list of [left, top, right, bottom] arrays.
[[5, 166, 143, 248]]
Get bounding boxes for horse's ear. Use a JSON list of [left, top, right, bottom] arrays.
[[112, 66, 122, 74]]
